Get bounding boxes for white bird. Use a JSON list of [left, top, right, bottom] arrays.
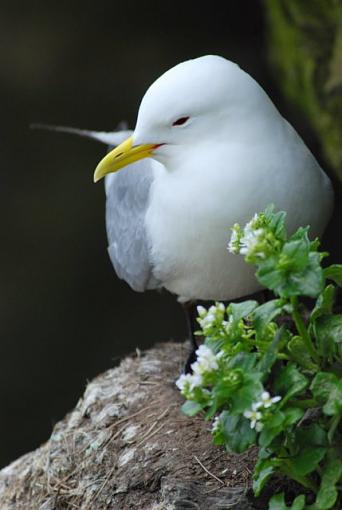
[[94, 55, 333, 304]]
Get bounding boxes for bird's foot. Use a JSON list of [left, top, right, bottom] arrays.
[[183, 342, 198, 374]]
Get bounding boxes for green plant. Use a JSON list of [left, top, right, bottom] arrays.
[[176, 206, 342, 509]]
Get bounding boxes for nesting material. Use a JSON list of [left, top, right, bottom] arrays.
[[0, 342, 257, 509]]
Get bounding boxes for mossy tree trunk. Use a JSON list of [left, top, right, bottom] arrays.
[[264, 0, 342, 181]]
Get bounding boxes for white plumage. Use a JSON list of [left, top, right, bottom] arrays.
[[95, 55, 333, 302]]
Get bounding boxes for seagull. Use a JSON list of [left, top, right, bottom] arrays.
[[33, 55, 334, 368], [94, 55, 333, 304]]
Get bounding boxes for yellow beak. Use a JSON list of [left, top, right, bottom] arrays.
[[93, 136, 158, 183]]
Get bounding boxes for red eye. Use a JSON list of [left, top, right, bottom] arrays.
[[172, 116, 189, 126]]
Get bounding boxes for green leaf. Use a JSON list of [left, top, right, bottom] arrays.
[[310, 285, 335, 322], [264, 203, 276, 218], [311, 372, 342, 416], [283, 407, 304, 427], [209, 369, 244, 415], [316, 487, 338, 510], [310, 237, 321, 251], [253, 457, 279, 496], [268, 493, 305, 510], [225, 301, 258, 342], [281, 238, 310, 272], [289, 447, 327, 476], [323, 380, 342, 416], [181, 400, 203, 416], [296, 424, 328, 448], [229, 372, 263, 414], [289, 226, 310, 241], [315, 459, 342, 510], [324, 264, 342, 286], [274, 364, 308, 403], [311, 372, 337, 401], [259, 407, 304, 448], [221, 413, 256, 453], [314, 314, 342, 346], [328, 414, 340, 444], [287, 335, 317, 370], [259, 410, 285, 448], [289, 252, 325, 298], [290, 495, 306, 510], [256, 250, 324, 299], [227, 352, 258, 372], [253, 299, 284, 337], [258, 325, 285, 377], [269, 492, 286, 510], [256, 259, 286, 295], [267, 209, 287, 240], [228, 300, 258, 322]]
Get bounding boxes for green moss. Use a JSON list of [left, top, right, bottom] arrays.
[[264, 0, 342, 181]]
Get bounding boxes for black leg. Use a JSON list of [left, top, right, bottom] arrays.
[[182, 301, 200, 373]]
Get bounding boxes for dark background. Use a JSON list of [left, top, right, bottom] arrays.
[[0, 0, 338, 468]]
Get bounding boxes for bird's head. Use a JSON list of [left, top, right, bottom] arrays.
[[94, 55, 274, 182]]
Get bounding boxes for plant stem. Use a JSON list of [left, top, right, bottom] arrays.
[[290, 297, 320, 364], [277, 353, 290, 360], [328, 415, 341, 444], [286, 352, 317, 370], [289, 398, 317, 409]]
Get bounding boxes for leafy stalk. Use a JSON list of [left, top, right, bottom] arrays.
[[177, 207, 342, 510], [290, 296, 320, 364]]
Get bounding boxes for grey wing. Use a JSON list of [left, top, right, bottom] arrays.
[[31, 122, 158, 291], [105, 160, 160, 292]]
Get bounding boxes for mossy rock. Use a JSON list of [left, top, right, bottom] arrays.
[[264, 0, 342, 181]]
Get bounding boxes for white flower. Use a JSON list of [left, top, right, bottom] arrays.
[[192, 345, 219, 374], [212, 415, 220, 433], [197, 302, 226, 333], [243, 409, 263, 429], [197, 315, 214, 334], [197, 305, 207, 318], [212, 302, 225, 313], [189, 372, 203, 389], [222, 315, 234, 334], [198, 318, 214, 335], [218, 302, 225, 312], [259, 391, 282, 408], [207, 303, 225, 316], [204, 313, 215, 324], [175, 373, 192, 391], [243, 392, 281, 429], [255, 421, 264, 432], [198, 312, 215, 328], [227, 225, 241, 254], [245, 213, 259, 230], [175, 372, 203, 392], [240, 227, 265, 257], [252, 400, 263, 411], [252, 391, 282, 410], [228, 214, 268, 258]]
